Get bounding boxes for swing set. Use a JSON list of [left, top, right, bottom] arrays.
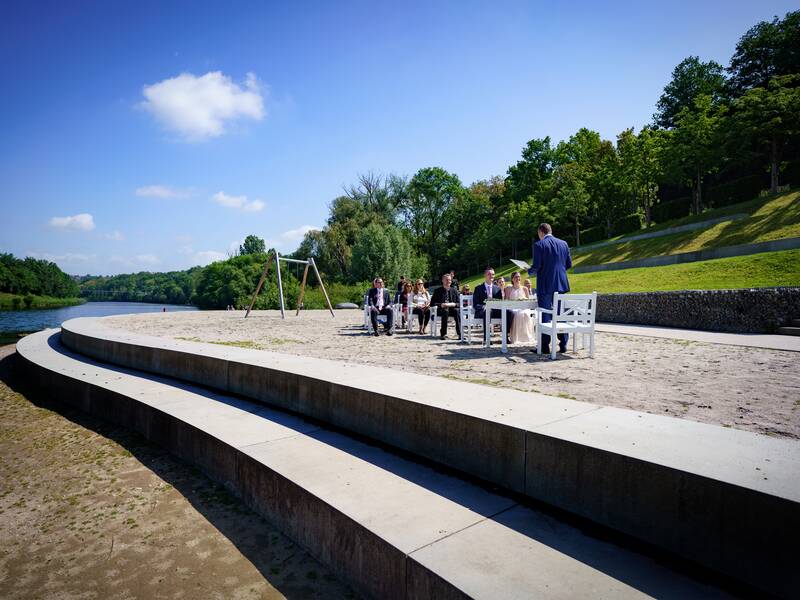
[[245, 251, 335, 319]]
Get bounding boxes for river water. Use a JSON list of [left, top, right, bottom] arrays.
[[0, 301, 198, 334]]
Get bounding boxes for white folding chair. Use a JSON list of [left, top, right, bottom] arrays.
[[362, 291, 370, 329], [405, 294, 415, 333], [459, 295, 479, 343], [536, 292, 597, 360], [430, 294, 461, 338]]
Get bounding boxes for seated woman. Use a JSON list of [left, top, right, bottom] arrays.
[[399, 281, 413, 328], [411, 279, 431, 334], [503, 271, 535, 344], [461, 283, 471, 296]]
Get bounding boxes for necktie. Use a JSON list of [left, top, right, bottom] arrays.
[[377, 291, 383, 310]]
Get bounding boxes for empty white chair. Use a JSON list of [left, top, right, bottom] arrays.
[[536, 292, 597, 360]]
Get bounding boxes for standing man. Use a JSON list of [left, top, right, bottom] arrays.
[[528, 223, 572, 354], [449, 270, 460, 292], [367, 277, 394, 336], [430, 273, 461, 340]]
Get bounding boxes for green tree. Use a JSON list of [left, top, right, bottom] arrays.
[[505, 137, 556, 206], [551, 163, 591, 246], [728, 10, 800, 95], [616, 127, 666, 226], [731, 75, 800, 193], [350, 223, 412, 285], [402, 167, 463, 274], [654, 56, 727, 129], [239, 234, 266, 256], [664, 94, 727, 214]]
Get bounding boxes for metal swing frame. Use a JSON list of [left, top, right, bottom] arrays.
[[244, 252, 335, 319]]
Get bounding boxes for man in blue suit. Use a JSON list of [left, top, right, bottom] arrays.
[[528, 223, 572, 354], [472, 267, 502, 324]]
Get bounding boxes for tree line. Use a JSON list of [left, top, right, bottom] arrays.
[[0, 253, 80, 300], [294, 10, 800, 283]]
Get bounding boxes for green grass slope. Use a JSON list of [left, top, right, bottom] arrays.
[[573, 190, 799, 268], [463, 249, 800, 294], [569, 249, 800, 293], [462, 191, 800, 294]]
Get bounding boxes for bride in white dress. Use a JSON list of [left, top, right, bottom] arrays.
[[503, 272, 535, 344]]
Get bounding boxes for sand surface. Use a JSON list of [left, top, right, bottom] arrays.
[[102, 310, 800, 439], [0, 345, 356, 600]]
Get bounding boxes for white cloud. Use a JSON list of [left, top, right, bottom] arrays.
[[266, 225, 321, 251], [212, 191, 265, 213], [135, 254, 160, 265], [49, 213, 95, 231], [28, 251, 94, 263], [140, 71, 265, 141], [104, 230, 125, 241], [194, 250, 227, 265], [135, 185, 190, 199]]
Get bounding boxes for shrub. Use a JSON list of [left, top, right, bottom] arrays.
[[11, 296, 22, 310], [709, 173, 767, 208], [23, 294, 34, 308], [578, 225, 607, 245], [615, 213, 643, 235], [652, 196, 692, 222]]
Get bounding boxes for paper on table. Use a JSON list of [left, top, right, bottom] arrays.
[[510, 258, 531, 271]]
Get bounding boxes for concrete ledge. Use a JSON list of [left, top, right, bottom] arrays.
[[57, 316, 800, 597], [16, 329, 734, 599]]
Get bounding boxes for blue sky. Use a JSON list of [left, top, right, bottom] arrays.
[[0, 0, 795, 275]]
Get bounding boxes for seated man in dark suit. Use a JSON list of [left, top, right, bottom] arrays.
[[472, 266, 502, 325], [528, 222, 572, 354], [366, 277, 394, 336], [430, 273, 461, 339]]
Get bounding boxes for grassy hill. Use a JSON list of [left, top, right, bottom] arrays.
[[463, 190, 800, 294], [573, 190, 799, 268]]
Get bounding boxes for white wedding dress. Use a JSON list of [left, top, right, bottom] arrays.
[[508, 286, 535, 344]]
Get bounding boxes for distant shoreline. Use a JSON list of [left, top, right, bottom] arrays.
[[0, 293, 85, 311]]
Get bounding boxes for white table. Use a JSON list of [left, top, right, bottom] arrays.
[[484, 298, 537, 353]]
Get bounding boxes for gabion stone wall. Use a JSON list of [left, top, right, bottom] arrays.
[[595, 287, 800, 333]]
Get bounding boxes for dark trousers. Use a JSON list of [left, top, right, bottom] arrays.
[[413, 306, 430, 328], [538, 295, 568, 350], [438, 307, 461, 337], [370, 306, 393, 332]]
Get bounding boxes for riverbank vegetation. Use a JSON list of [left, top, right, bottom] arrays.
[[0, 253, 84, 311], [0, 293, 84, 311]]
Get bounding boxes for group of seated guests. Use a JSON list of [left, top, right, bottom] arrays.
[[366, 267, 536, 343]]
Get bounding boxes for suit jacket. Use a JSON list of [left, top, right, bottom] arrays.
[[430, 286, 459, 307], [472, 282, 501, 315], [367, 287, 393, 309], [529, 234, 571, 305]]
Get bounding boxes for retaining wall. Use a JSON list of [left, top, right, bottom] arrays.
[[596, 287, 800, 333]]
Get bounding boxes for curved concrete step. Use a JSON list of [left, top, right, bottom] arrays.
[[15, 329, 735, 599], [57, 316, 800, 597]]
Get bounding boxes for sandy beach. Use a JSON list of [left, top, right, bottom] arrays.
[[0, 344, 355, 599], [103, 309, 800, 439]]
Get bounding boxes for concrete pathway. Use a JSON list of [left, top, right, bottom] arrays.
[[596, 322, 800, 352]]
